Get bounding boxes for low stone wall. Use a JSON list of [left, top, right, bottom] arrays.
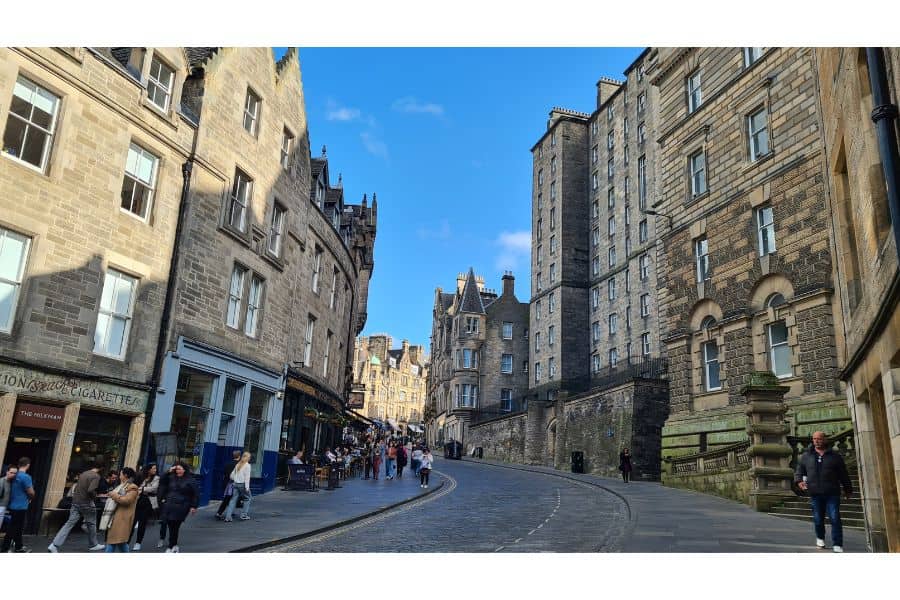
[[662, 465, 753, 504], [467, 412, 527, 464]]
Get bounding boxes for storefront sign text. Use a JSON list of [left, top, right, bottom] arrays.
[[13, 402, 66, 431], [0, 367, 148, 413]]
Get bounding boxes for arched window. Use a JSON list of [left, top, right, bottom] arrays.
[[701, 316, 717, 330], [766, 293, 786, 308]]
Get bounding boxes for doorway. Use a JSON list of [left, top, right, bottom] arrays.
[[3, 428, 57, 534]]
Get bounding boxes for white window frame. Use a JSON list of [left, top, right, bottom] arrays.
[[548, 292, 556, 313], [548, 324, 555, 346], [608, 246, 616, 267], [642, 332, 651, 356], [592, 228, 599, 248], [304, 315, 316, 367], [756, 205, 776, 256], [592, 354, 601, 374], [535, 331, 541, 353], [592, 321, 601, 343], [330, 267, 339, 309], [502, 322, 513, 340], [501, 388, 512, 412], [744, 47, 765, 67], [608, 277, 616, 300], [690, 150, 707, 197], [638, 155, 647, 209], [638, 122, 646, 145], [501, 353, 513, 374], [767, 321, 792, 378], [591, 287, 600, 310], [687, 70, 702, 113], [640, 253, 650, 280], [534, 362, 541, 383], [695, 237, 710, 282], [608, 313, 618, 335], [226, 264, 246, 329], [607, 158, 614, 179], [550, 235, 557, 255], [268, 203, 286, 257], [228, 169, 252, 232], [3, 76, 61, 173], [281, 128, 294, 170], [244, 274, 264, 337], [0, 228, 31, 333], [323, 330, 333, 377], [748, 106, 770, 161], [640, 294, 650, 317], [592, 145, 598, 165], [312, 247, 322, 293], [93, 268, 137, 360], [243, 87, 261, 136], [549, 263, 556, 284], [608, 188, 615, 210], [549, 357, 556, 378], [703, 339, 721, 391], [608, 216, 616, 237], [607, 131, 614, 151], [609, 347, 618, 367], [147, 55, 175, 112]]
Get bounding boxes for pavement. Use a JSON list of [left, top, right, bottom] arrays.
[[21, 466, 438, 553]]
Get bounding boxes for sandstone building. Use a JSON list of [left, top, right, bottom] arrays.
[[426, 270, 529, 446], [352, 334, 428, 430], [815, 47, 900, 552]]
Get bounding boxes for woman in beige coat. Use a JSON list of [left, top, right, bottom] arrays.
[[103, 467, 139, 552]]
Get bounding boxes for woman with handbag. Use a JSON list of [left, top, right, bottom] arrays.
[[159, 462, 199, 553], [223, 452, 252, 522], [129, 464, 159, 551], [619, 448, 633, 483], [101, 467, 139, 552], [419, 448, 434, 488]]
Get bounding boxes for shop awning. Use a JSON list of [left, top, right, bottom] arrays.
[[387, 418, 400, 431], [407, 424, 424, 434]]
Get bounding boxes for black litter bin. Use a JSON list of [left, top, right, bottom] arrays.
[[444, 441, 462, 460], [571, 451, 584, 473], [475, 447, 483, 459]]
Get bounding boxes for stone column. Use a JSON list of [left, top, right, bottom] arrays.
[[44, 402, 80, 512], [524, 395, 548, 466], [0, 392, 17, 462], [123, 413, 146, 468], [743, 372, 794, 511], [553, 391, 569, 470]]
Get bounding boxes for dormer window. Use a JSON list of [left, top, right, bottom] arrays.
[[147, 55, 174, 112], [316, 179, 326, 209]]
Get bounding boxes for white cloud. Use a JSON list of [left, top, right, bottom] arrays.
[[494, 230, 531, 272], [392, 96, 445, 117], [417, 219, 452, 241], [360, 131, 389, 160], [325, 99, 361, 122]]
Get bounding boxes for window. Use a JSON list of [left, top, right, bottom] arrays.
[[3, 76, 60, 172], [501, 354, 513, 374], [592, 321, 601, 342], [537, 219, 542, 241], [592, 257, 600, 277], [538, 169, 543, 186], [281, 128, 294, 170], [748, 106, 770, 160], [638, 64, 645, 81], [550, 207, 556, 229], [534, 362, 541, 383], [501, 389, 512, 412], [608, 277, 616, 300], [689, 150, 707, 197], [535, 332, 541, 353], [549, 235, 557, 255], [744, 47, 765, 67], [768, 321, 792, 378], [640, 253, 650, 280], [228, 169, 252, 232], [551, 131, 556, 147], [457, 384, 478, 408], [608, 246, 617, 267], [592, 145, 598, 164], [502, 321, 513, 339], [638, 93, 646, 114], [94, 269, 137, 359], [624, 177, 631, 201], [607, 131, 614, 151], [591, 287, 600, 310], [607, 104, 614, 121], [329, 267, 339, 309], [548, 291, 556, 313], [548, 325, 555, 346], [609, 347, 619, 367], [687, 70, 702, 113], [608, 188, 615, 210], [548, 357, 556, 378], [244, 274, 264, 337], [625, 268, 631, 293], [608, 313, 618, 335], [312, 247, 322, 293], [638, 122, 646, 145], [624, 118, 629, 137], [592, 227, 600, 248], [639, 219, 648, 243], [466, 317, 479, 334], [695, 237, 710, 282], [0, 227, 31, 333], [592, 354, 601, 373], [756, 205, 776, 256], [267, 203, 286, 257], [462, 348, 477, 369], [592, 172, 599, 191], [703, 340, 721, 390], [536, 245, 542, 266], [147, 55, 175, 112], [523, 361, 529, 375], [642, 332, 651, 356], [120, 143, 159, 220], [535, 300, 541, 322], [304, 315, 316, 367], [624, 202, 631, 225], [226, 265, 246, 329], [608, 158, 614, 179], [243, 88, 261, 136], [638, 155, 647, 210], [625, 236, 632, 255], [550, 156, 557, 175], [608, 216, 616, 237], [592, 121, 598, 137], [626, 306, 632, 330], [640, 293, 650, 317], [539, 145, 544, 158]]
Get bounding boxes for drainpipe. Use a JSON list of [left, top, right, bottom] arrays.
[[866, 48, 900, 259], [140, 153, 195, 465]]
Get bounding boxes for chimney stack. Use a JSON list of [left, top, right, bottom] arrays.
[[501, 271, 515, 296]]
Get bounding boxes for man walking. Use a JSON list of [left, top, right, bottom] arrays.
[[795, 431, 854, 552], [48, 462, 106, 552], [0, 464, 18, 522], [1, 457, 35, 553]]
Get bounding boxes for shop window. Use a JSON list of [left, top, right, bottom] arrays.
[[68, 411, 130, 483], [219, 379, 244, 444], [243, 388, 271, 477], [172, 367, 215, 472]]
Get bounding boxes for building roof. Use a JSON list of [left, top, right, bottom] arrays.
[[459, 268, 485, 314], [440, 292, 455, 312], [185, 47, 219, 69]]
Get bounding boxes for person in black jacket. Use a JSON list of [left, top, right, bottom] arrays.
[[795, 431, 853, 552], [159, 461, 199, 553]]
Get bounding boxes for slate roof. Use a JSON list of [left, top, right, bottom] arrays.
[[440, 293, 455, 312], [185, 47, 219, 69], [458, 268, 485, 314]]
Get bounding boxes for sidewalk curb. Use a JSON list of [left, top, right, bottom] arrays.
[[230, 479, 447, 553]]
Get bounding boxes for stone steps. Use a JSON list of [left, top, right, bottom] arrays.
[[767, 464, 865, 529]]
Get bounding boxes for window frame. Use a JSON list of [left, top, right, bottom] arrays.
[[756, 204, 776, 256], [640, 293, 650, 317], [703, 339, 721, 391], [226, 264, 247, 330], [687, 70, 702, 113], [267, 202, 286, 258], [120, 142, 159, 221], [0, 227, 31, 333], [243, 274, 265, 337], [147, 55, 175, 113], [243, 87, 261, 137], [695, 237, 710, 282], [689, 149, 707, 197], [303, 314, 316, 367], [3, 75, 62, 174], [93, 268, 138, 360], [767, 321, 792, 379], [748, 106, 770, 161], [280, 128, 294, 170], [501, 353, 513, 374], [744, 47, 765, 67], [227, 169, 253, 233]]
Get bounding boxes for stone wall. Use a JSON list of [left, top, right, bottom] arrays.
[[467, 412, 527, 464], [662, 463, 753, 504]]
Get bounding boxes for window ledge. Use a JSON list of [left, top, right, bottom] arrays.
[[261, 250, 285, 272], [743, 151, 775, 173], [141, 97, 178, 129], [2, 152, 49, 178], [219, 223, 252, 247], [685, 190, 710, 207]]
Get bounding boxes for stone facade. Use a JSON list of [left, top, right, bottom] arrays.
[[649, 48, 847, 462], [815, 47, 900, 552], [352, 334, 428, 426]]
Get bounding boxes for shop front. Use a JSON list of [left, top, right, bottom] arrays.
[[0, 362, 147, 533], [279, 370, 347, 475], [149, 338, 284, 506]]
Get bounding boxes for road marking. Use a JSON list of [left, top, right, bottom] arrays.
[[527, 530, 535, 535], [537, 523, 543, 529], [514, 538, 522, 543], [494, 546, 505, 552]]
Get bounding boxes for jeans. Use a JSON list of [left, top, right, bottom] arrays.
[[224, 486, 251, 520], [386, 458, 396, 478], [104, 543, 129, 552], [52, 504, 99, 548], [0, 509, 27, 551], [411, 459, 421, 475], [810, 494, 843, 547], [420, 469, 430, 486], [166, 520, 183, 549]]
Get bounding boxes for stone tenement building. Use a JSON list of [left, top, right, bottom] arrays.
[[815, 47, 900, 552], [425, 270, 529, 447], [0, 47, 193, 532], [650, 48, 851, 492], [0, 47, 377, 516], [352, 334, 428, 428]]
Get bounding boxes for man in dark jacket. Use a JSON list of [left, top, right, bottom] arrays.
[[48, 463, 106, 552], [795, 431, 853, 552]]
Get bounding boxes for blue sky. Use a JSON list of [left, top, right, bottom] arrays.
[[275, 47, 642, 351]]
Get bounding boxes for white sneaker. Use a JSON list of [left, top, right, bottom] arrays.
[[47, 544, 59, 553], [424, 484, 428, 488], [165, 548, 172, 553], [157, 540, 165, 549], [833, 546, 844, 553], [816, 538, 825, 548], [172, 545, 180, 553], [133, 543, 141, 551], [89, 544, 105, 551]]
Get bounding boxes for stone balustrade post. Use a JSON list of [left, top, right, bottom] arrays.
[[743, 371, 794, 511]]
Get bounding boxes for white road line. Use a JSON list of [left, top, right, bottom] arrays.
[[527, 530, 535, 535], [514, 538, 522, 543], [537, 523, 543, 529], [494, 546, 505, 552]]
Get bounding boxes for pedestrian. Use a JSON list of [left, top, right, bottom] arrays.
[[102, 467, 139, 552], [795, 431, 853, 552], [619, 448, 633, 483], [396, 443, 408, 479], [386, 441, 397, 480], [159, 462, 199, 553], [223, 452, 252, 522], [373, 439, 384, 481], [411, 445, 423, 476], [216, 450, 242, 520], [48, 462, 106, 553], [130, 464, 159, 551], [0, 464, 16, 524], [1, 457, 36, 553], [363, 439, 374, 480], [156, 465, 175, 548], [419, 448, 434, 489]]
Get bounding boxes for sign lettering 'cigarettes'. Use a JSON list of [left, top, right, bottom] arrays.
[[0, 366, 148, 413]]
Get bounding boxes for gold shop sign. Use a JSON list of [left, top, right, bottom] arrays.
[[0, 366, 148, 413]]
